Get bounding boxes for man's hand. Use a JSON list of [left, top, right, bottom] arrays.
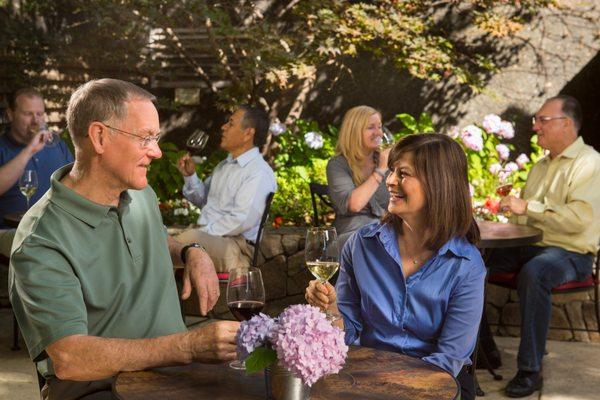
[[181, 247, 219, 316], [25, 129, 48, 155], [500, 195, 528, 215], [186, 320, 240, 363], [176, 153, 196, 177], [305, 280, 336, 311]]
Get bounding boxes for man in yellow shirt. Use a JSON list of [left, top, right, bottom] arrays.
[[491, 95, 600, 397]]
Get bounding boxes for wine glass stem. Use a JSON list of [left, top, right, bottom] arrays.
[[26, 196, 30, 210]]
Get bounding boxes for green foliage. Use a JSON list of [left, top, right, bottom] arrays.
[[396, 112, 435, 136], [270, 121, 337, 225], [245, 347, 277, 374], [147, 142, 186, 202]]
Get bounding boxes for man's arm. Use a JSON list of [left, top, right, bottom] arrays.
[[46, 320, 239, 381], [0, 131, 46, 195], [168, 236, 219, 316]]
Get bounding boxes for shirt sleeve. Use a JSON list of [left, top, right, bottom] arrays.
[[182, 173, 209, 208], [201, 168, 276, 238], [335, 233, 363, 346], [422, 254, 486, 377], [326, 156, 356, 216], [525, 158, 600, 234], [9, 239, 88, 362]]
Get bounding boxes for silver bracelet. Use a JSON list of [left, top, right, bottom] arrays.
[[374, 167, 388, 179]]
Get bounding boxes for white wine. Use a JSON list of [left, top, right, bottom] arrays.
[[307, 261, 340, 282], [19, 184, 37, 198]]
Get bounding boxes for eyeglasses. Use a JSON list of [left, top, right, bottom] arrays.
[[103, 123, 162, 148], [532, 116, 567, 125]]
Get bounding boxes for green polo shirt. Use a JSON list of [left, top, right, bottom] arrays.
[[9, 164, 186, 378]]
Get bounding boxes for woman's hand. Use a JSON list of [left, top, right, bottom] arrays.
[[305, 280, 337, 311], [378, 147, 390, 170]]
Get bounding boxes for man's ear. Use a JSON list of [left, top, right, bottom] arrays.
[[87, 122, 109, 154], [245, 126, 256, 144], [6, 109, 14, 123]]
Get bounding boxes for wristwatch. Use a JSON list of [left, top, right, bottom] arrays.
[[374, 167, 388, 179], [180, 243, 206, 264]]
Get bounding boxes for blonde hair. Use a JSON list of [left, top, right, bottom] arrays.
[[335, 105, 381, 185]]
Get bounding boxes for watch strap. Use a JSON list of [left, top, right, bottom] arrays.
[[180, 243, 206, 264]]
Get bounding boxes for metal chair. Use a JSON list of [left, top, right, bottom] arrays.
[[309, 182, 333, 226], [487, 248, 600, 334]]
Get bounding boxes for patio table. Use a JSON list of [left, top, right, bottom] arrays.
[[113, 346, 459, 400]]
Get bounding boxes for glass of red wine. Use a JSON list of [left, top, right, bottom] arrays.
[[227, 266, 265, 370]]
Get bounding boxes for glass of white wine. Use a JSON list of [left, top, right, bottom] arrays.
[[19, 170, 38, 210], [305, 226, 340, 320]]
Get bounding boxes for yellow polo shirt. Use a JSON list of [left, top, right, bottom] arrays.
[[515, 137, 600, 254]]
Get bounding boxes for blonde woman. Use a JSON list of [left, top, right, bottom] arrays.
[[327, 106, 390, 248]]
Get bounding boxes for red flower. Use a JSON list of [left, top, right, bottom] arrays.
[[484, 197, 500, 215], [273, 216, 284, 228]]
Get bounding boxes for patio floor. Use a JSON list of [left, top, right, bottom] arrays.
[[1, 308, 599, 399]]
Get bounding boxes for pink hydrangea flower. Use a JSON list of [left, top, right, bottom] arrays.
[[505, 162, 518, 173], [271, 305, 348, 386], [516, 153, 530, 169], [498, 121, 515, 139], [489, 163, 502, 175], [482, 114, 502, 134], [495, 144, 510, 161], [460, 125, 484, 152]]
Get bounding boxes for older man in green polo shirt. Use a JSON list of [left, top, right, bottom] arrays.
[[9, 79, 240, 400]]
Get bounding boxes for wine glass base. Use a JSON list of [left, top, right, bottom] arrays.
[[229, 360, 246, 370]]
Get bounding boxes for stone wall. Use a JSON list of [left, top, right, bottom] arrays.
[[486, 284, 600, 343], [183, 227, 312, 319]]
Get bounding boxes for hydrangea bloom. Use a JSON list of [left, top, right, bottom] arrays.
[[489, 163, 502, 175], [269, 121, 286, 136], [495, 144, 510, 161], [236, 313, 278, 361], [482, 114, 502, 134], [498, 121, 515, 139], [516, 153, 530, 169], [304, 131, 324, 149], [270, 305, 348, 386], [469, 183, 475, 198], [460, 125, 484, 151], [505, 162, 519, 173]]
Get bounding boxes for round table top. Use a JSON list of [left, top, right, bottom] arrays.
[[477, 220, 543, 249], [113, 346, 459, 400], [3, 212, 24, 229]]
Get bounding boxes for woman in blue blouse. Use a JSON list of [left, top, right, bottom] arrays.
[[306, 133, 486, 400]]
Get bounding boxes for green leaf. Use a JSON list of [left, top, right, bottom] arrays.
[[396, 113, 417, 131], [245, 347, 277, 374]]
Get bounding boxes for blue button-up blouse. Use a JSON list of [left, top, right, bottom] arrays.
[[336, 222, 486, 377]]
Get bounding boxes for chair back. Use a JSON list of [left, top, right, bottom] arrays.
[[309, 182, 333, 226], [252, 192, 275, 267]]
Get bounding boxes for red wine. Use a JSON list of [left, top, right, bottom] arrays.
[[228, 300, 264, 321], [496, 184, 513, 197]]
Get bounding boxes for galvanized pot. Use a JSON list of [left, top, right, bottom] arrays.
[[265, 363, 310, 400]]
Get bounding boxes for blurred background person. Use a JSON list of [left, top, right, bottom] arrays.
[[327, 105, 390, 250]]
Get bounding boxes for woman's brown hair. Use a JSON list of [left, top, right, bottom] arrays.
[[382, 133, 480, 250]]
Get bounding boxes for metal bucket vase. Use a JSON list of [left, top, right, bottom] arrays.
[[265, 363, 310, 400]]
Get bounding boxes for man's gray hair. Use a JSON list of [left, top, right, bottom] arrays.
[[66, 78, 156, 144]]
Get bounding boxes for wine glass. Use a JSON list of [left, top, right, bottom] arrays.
[[381, 126, 395, 149], [227, 266, 265, 370], [305, 227, 340, 320], [34, 122, 59, 148], [495, 173, 513, 197], [186, 130, 209, 151], [19, 170, 38, 210]]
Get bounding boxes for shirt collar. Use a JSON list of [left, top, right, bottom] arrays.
[[49, 164, 131, 228], [362, 222, 472, 260], [557, 136, 584, 159], [226, 147, 261, 167]]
